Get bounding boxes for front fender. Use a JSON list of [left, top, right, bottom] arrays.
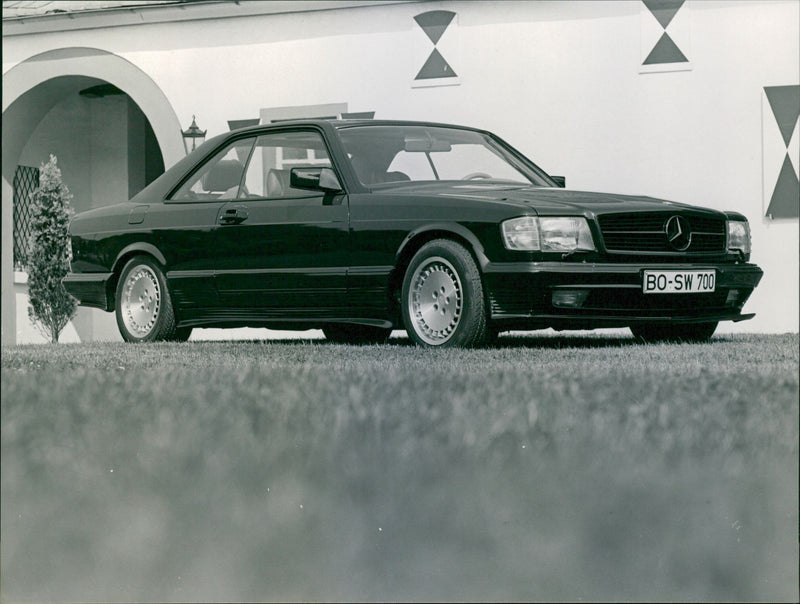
[[396, 222, 490, 269]]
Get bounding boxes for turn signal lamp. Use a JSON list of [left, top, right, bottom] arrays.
[[726, 220, 751, 255]]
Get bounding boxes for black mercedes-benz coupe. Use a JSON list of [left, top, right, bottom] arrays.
[[63, 119, 763, 346]]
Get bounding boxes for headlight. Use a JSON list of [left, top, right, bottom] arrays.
[[726, 220, 751, 255], [502, 216, 596, 252]]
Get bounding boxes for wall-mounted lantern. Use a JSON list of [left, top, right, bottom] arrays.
[[181, 115, 207, 154]]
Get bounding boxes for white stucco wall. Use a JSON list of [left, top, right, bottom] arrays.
[[3, 0, 798, 336]]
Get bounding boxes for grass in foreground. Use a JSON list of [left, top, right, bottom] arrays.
[[2, 333, 798, 602]]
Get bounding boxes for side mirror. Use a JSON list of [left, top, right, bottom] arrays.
[[551, 175, 566, 188], [290, 167, 342, 193]]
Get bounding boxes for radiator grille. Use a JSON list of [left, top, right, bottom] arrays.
[[598, 212, 726, 253]]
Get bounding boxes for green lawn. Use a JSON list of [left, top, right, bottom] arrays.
[[2, 333, 798, 602]]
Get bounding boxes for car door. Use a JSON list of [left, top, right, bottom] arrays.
[[213, 128, 349, 311], [157, 136, 256, 309]]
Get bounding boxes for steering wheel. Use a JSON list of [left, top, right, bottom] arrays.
[[461, 172, 492, 180]]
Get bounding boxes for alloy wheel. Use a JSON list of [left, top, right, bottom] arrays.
[[408, 256, 464, 345], [120, 265, 162, 337]]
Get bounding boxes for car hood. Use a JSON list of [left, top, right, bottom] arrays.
[[377, 183, 718, 216]]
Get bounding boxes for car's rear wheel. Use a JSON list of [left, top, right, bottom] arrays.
[[401, 239, 488, 348], [630, 321, 718, 343], [323, 323, 392, 344], [115, 255, 181, 342]]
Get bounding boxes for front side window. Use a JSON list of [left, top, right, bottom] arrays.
[[171, 138, 255, 201], [337, 125, 551, 188], [239, 131, 332, 199]]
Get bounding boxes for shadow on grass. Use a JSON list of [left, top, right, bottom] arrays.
[[493, 333, 740, 349], [191, 332, 741, 350]]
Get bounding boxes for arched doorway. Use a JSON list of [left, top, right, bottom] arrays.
[[2, 48, 184, 344]]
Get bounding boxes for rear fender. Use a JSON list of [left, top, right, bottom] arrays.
[[106, 243, 169, 307], [113, 242, 167, 272]]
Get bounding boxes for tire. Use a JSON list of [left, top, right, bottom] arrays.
[[115, 255, 181, 342], [630, 321, 718, 343], [323, 323, 392, 344], [401, 239, 489, 348]]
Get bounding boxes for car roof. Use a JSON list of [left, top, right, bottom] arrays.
[[228, 118, 486, 135]]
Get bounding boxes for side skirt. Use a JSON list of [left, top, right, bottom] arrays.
[[176, 307, 393, 330]]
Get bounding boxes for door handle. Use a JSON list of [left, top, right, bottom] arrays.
[[219, 207, 249, 225]]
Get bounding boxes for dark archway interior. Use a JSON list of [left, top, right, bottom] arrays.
[[6, 76, 166, 269], [4, 75, 168, 343]]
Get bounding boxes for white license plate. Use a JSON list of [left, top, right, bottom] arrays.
[[642, 270, 716, 294]]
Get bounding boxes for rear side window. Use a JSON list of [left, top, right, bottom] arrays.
[[170, 138, 256, 201]]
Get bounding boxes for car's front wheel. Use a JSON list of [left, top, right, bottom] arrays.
[[401, 239, 489, 347], [115, 255, 181, 342], [630, 321, 718, 343], [323, 323, 392, 344]]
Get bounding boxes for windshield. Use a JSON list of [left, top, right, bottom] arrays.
[[337, 125, 552, 188]]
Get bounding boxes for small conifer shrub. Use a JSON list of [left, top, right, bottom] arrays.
[[26, 155, 77, 343]]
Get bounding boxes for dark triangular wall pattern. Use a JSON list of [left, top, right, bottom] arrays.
[[643, 32, 688, 65], [415, 48, 457, 80], [765, 85, 800, 147], [767, 154, 800, 218], [643, 0, 685, 29], [414, 10, 455, 45]]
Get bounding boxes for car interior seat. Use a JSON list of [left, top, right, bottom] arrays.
[[351, 156, 409, 185], [203, 159, 244, 193], [384, 171, 411, 182], [202, 160, 246, 201], [267, 169, 290, 197]]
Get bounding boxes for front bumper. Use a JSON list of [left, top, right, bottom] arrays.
[[483, 261, 763, 330], [62, 272, 113, 311]]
